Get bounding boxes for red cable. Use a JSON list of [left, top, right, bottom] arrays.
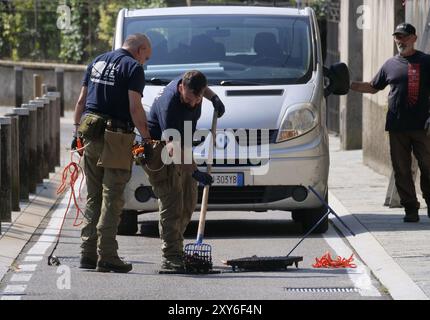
[[312, 252, 357, 269]]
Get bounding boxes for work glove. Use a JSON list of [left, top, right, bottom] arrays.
[[210, 95, 225, 118], [425, 116, 430, 136], [71, 136, 83, 156], [71, 136, 78, 151], [192, 170, 213, 186]]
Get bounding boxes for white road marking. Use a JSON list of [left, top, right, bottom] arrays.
[[323, 226, 381, 297], [27, 189, 72, 256], [17, 264, 37, 272], [329, 191, 429, 300], [3, 284, 27, 295], [24, 256, 43, 262], [10, 274, 33, 282], [1, 295, 22, 300]]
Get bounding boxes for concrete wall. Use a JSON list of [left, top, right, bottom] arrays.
[[0, 60, 86, 111], [406, 0, 430, 52], [362, 0, 404, 176], [339, 0, 363, 150]]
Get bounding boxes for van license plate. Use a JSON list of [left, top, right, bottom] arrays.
[[211, 173, 244, 186]]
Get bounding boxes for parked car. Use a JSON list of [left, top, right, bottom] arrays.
[[114, 5, 350, 235]]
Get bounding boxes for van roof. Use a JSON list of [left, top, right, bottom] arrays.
[[125, 6, 310, 18]]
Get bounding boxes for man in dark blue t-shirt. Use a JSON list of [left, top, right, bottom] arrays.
[[144, 70, 225, 272], [72, 33, 152, 273], [351, 23, 430, 223]]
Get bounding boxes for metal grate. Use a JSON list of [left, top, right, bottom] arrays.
[[284, 287, 359, 293]]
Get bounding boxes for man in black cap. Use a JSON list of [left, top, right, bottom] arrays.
[[351, 23, 430, 223]]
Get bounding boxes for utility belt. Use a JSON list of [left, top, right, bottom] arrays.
[[79, 111, 135, 139], [106, 118, 135, 134], [78, 111, 136, 171]]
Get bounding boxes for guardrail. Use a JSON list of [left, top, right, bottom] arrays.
[[0, 81, 61, 234]]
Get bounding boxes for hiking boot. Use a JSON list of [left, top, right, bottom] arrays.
[[79, 255, 97, 269], [160, 256, 185, 273], [404, 208, 420, 223], [96, 256, 133, 273]]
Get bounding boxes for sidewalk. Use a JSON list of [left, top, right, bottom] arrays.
[[0, 109, 74, 282], [328, 135, 430, 299]]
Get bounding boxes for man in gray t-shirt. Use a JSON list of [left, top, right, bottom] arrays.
[[351, 23, 430, 223]]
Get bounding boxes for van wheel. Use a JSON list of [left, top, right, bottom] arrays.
[[118, 210, 138, 235], [301, 207, 329, 234], [293, 193, 329, 234]]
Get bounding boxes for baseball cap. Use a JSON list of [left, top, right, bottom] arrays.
[[393, 23, 416, 36]]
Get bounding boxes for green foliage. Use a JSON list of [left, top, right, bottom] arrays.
[[0, 0, 166, 64]]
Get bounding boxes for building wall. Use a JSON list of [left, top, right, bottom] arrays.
[[362, 0, 404, 176], [0, 60, 85, 111]]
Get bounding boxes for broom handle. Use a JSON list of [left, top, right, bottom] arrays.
[[196, 109, 218, 244]]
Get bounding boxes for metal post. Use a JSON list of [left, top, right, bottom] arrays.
[[15, 66, 23, 108], [29, 100, 45, 183], [55, 68, 65, 117], [33, 74, 43, 100], [3, 113, 20, 211], [35, 97, 51, 177], [46, 91, 61, 166], [13, 107, 30, 201], [22, 104, 38, 193], [0, 117, 12, 222]]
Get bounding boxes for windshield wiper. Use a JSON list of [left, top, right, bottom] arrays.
[[219, 80, 264, 86], [145, 78, 171, 85]]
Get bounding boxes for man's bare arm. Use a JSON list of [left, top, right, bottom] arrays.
[[73, 86, 88, 134], [350, 81, 379, 94], [129, 90, 151, 140]]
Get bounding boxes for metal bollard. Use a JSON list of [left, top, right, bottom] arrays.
[[55, 68, 65, 117], [22, 104, 38, 194], [0, 117, 12, 222], [35, 97, 51, 178], [15, 66, 23, 108], [33, 74, 43, 100], [43, 94, 58, 171], [13, 107, 30, 201], [46, 91, 61, 167], [29, 100, 45, 183], [3, 113, 20, 212]]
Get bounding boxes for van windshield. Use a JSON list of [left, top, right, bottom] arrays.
[[124, 14, 313, 85]]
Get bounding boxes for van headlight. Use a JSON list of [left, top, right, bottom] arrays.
[[276, 103, 318, 143]]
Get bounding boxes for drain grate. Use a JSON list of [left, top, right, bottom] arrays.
[[284, 287, 359, 293]]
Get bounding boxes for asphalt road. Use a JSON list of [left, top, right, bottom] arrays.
[[0, 189, 391, 301]]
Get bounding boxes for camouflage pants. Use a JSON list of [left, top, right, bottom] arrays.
[[80, 136, 132, 259], [145, 163, 198, 259]]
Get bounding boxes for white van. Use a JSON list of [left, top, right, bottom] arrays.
[[114, 6, 349, 234]]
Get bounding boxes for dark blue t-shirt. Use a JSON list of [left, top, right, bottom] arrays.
[[371, 50, 430, 131], [82, 48, 145, 123], [147, 78, 202, 143]]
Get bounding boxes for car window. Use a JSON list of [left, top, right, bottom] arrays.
[[124, 14, 313, 85]]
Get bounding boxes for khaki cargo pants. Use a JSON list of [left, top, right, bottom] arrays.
[[143, 147, 198, 259], [80, 126, 134, 259]]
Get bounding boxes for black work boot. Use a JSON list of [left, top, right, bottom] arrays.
[[96, 256, 133, 273], [159, 256, 185, 273], [403, 208, 419, 223], [79, 255, 97, 269]]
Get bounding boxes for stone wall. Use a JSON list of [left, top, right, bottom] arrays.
[[0, 60, 86, 111], [361, 0, 404, 176]]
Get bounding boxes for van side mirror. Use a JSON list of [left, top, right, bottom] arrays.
[[323, 62, 350, 97]]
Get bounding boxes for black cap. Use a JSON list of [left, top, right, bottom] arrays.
[[393, 23, 416, 36]]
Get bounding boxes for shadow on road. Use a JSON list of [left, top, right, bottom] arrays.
[[139, 219, 305, 239]]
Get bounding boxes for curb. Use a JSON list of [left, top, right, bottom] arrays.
[[328, 191, 429, 300], [0, 171, 63, 282]]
